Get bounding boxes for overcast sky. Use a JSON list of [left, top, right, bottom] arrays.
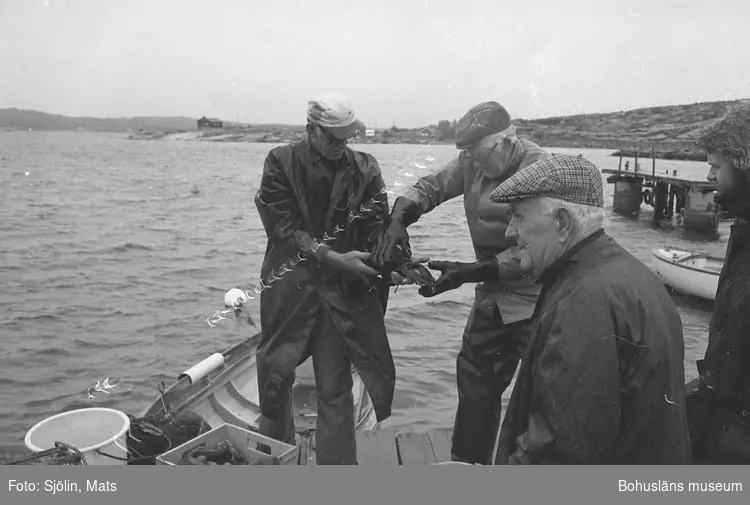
[[1, 0, 749, 127]]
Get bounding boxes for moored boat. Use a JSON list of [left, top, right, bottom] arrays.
[[651, 246, 722, 301], [139, 332, 379, 435]]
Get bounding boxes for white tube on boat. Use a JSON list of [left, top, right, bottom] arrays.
[[178, 353, 225, 384]]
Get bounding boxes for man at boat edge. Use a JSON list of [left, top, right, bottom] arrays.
[[488, 153, 691, 464], [372, 101, 549, 465], [253, 92, 395, 465], [686, 103, 750, 464]]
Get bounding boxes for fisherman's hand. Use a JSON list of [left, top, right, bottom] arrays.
[[418, 260, 465, 297], [325, 250, 381, 284], [372, 196, 421, 267], [373, 222, 411, 268]]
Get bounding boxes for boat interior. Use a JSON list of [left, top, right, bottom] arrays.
[[659, 248, 723, 273]]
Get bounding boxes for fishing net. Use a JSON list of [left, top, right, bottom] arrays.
[[6, 442, 87, 465], [125, 410, 212, 465]]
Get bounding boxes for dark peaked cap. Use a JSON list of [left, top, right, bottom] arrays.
[[489, 154, 604, 207]]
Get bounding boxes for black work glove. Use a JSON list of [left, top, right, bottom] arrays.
[[372, 196, 421, 267], [418, 258, 499, 297]]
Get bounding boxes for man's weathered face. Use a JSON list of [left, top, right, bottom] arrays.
[[505, 199, 564, 277], [706, 152, 740, 198], [310, 125, 348, 160], [464, 132, 516, 179]]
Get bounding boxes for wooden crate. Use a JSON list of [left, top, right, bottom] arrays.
[[156, 423, 298, 466]]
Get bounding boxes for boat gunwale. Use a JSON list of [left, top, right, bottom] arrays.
[[651, 249, 722, 277], [140, 334, 263, 418]]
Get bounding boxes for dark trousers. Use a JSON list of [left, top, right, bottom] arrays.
[[258, 312, 356, 465], [451, 293, 530, 465]]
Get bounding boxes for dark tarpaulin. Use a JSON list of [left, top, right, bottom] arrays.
[[253, 139, 395, 425]]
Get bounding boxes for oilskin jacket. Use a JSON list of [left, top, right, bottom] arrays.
[[699, 217, 750, 404], [402, 138, 549, 323], [495, 230, 691, 464], [253, 139, 395, 423], [689, 214, 750, 463]]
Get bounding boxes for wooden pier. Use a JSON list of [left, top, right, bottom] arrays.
[[296, 429, 455, 465], [602, 149, 719, 233]]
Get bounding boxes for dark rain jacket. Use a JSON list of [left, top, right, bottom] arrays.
[[495, 230, 691, 465], [689, 215, 750, 463], [699, 217, 750, 404], [253, 139, 395, 423]]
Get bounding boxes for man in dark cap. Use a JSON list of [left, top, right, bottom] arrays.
[[489, 154, 690, 464], [686, 103, 750, 464], [372, 101, 549, 464], [254, 92, 396, 464]]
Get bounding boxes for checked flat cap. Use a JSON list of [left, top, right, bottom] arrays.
[[489, 154, 604, 207]]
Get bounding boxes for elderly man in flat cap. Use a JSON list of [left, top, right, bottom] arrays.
[[373, 101, 549, 464], [489, 154, 691, 464], [254, 92, 396, 464]]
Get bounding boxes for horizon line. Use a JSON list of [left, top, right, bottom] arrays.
[[2, 96, 749, 128]]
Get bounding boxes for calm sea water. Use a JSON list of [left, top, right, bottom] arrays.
[[0, 131, 727, 461]]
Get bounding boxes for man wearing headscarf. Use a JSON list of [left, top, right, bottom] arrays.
[[254, 92, 396, 464], [489, 154, 690, 464], [687, 103, 750, 464], [372, 102, 550, 464]]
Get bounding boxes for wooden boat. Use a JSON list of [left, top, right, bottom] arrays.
[[138, 332, 379, 460], [651, 246, 722, 301]]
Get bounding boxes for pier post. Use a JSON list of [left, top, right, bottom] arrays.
[[675, 187, 686, 216], [651, 147, 655, 178], [654, 182, 669, 221], [667, 186, 676, 218], [683, 186, 720, 233], [612, 176, 643, 216]]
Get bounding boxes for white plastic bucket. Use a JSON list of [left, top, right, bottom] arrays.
[[24, 408, 130, 465]]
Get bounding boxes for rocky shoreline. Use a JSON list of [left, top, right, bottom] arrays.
[[125, 128, 707, 160]]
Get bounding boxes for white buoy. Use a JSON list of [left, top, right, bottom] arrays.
[[224, 288, 251, 308], [178, 353, 226, 384]]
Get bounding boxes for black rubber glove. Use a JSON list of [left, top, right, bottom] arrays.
[[419, 258, 499, 297], [372, 196, 421, 267]]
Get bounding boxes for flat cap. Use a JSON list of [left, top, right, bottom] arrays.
[[454, 101, 512, 149], [489, 154, 604, 207]]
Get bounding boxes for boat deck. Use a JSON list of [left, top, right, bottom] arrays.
[[296, 429, 455, 465]]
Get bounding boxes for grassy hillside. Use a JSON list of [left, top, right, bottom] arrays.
[[514, 100, 748, 156]]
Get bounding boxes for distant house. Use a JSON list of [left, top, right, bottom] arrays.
[[419, 127, 439, 137], [197, 116, 223, 129], [365, 129, 375, 137]]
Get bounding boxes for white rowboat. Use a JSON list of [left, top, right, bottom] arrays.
[[139, 332, 379, 454], [651, 246, 723, 301]]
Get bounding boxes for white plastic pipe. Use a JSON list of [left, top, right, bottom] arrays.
[[178, 353, 225, 384]]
